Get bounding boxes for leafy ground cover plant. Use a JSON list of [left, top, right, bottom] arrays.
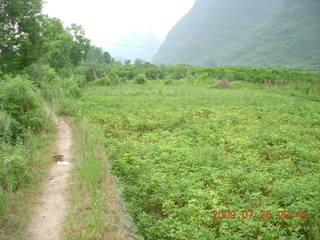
[[76, 81, 320, 239]]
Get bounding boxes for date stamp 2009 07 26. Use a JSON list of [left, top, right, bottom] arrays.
[[211, 210, 309, 220]]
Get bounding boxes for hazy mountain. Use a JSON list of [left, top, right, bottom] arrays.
[[106, 32, 162, 62], [153, 0, 320, 70]]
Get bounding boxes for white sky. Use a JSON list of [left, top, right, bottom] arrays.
[[43, 0, 195, 48]]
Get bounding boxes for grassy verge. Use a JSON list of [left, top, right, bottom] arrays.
[[0, 119, 55, 240], [62, 117, 137, 240]]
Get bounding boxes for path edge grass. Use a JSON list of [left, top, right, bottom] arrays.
[[0, 114, 56, 240], [62, 117, 138, 240]]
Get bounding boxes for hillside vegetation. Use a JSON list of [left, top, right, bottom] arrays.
[[153, 0, 320, 70]]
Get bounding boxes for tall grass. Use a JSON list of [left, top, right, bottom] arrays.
[[0, 127, 55, 239], [63, 118, 136, 240]]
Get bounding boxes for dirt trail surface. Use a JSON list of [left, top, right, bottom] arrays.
[[27, 116, 73, 240]]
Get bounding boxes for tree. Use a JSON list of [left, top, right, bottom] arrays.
[[0, 0, 44, 73], [124, 59, 131, 66], [40, 18, 90, 69], [134, 58, 152, 67], [68, 24, 90, 66], [85, 46, 112, 64], [40, 17, 73, 69]]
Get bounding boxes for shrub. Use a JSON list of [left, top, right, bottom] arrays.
[[74, 65, 89, 86], [41, 76, 82, 103], [75, 63, 110, 83], [0, 76, 46, 140], [134, 74, 148, 84], [92, 73, 126, 86], [0, 151, 32, 192], [24, 63, 59, 87], [58, 68, 73, 79], [0, 111, 13, 143], [92, 76, 110, 86], [56, 78, 82, 98]]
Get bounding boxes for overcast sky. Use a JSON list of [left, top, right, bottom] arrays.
[[43, 0, 195, 49]]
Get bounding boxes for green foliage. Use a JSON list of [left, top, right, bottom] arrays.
[[57, 68, 74, 79], [134, 74, 148, 84], [76, 75, 320, 239], [74, 63, 111, 84], [0, 0, 44, 73], [84, 46, 112, 64], [0, 76, 46, 141], [24, 63, 59, 87], [91, 75, 124, 86], [72, 64, 320, 98], [40, 76, 82, 115], [0, 148, 32, 192], [92, 76, 111, 86], [0, 75, 53, 217], [0, 128, 54, 220], [0, 1, 91, 75], [40, 18, 90, 70], [0, 111, 13, 143], [0, 186, 3, 213], [67, 24, 91, 66]]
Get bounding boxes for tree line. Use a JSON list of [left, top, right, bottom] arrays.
[[0, 0, 112, 74]]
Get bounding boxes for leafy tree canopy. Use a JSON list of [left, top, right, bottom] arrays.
[[0, 0, 44, 73], [40, 17, 90, 70], [1, 1, 91, 73]]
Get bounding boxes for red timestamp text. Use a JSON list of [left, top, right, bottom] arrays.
[[211, 210, 309, 220]]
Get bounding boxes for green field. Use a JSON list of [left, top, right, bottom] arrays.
[[2, 2, 320, 238], [75, 81, 320, 239]]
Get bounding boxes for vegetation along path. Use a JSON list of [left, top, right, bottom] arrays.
[[26, 115, 73, 240]]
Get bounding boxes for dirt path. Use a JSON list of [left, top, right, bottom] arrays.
[[26, 116, 73, 240]]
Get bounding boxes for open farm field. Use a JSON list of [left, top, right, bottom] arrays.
[[76, 82, 320, 239]]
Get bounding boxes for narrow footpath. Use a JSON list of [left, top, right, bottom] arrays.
[[27, 116, 73, 240]]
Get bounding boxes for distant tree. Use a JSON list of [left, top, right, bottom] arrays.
[[134, 58, 145, 66], [124, 59, 131, 66], [102, 51, 112, 64], [134, 58, 153, 67], [85, 46, 112, 64], [0, 0, 44, 73]]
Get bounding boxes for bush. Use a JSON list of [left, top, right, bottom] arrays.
[[134, 74, 148, 84], [58, 68, 74, 79], [24, 63, 59, 87], [56, 78, 82, 98], [75, 63, 110, 84], [0, 151, 32, 192], [91, 73, 126, 86], [0, 76, 46, 140], [0, 111, 13, 143], [41, 76, 82, 103]]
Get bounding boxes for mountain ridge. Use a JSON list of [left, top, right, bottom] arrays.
[[153, 0, 320, 70]]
